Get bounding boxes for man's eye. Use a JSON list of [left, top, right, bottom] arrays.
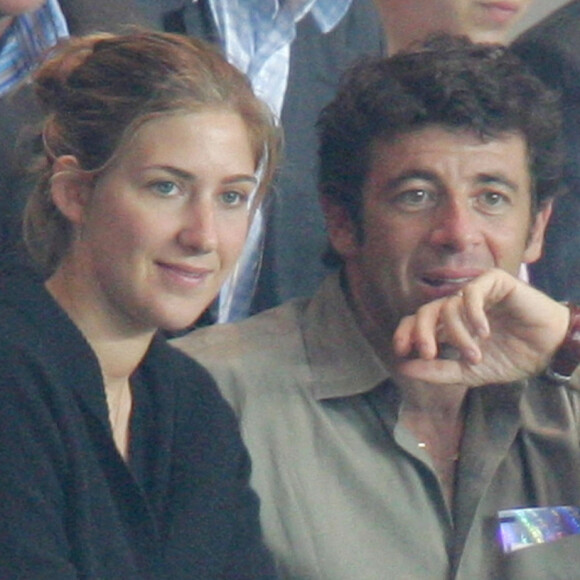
[[392, 189, 435, 210], [482, 191, 506, 205], [478, 191, 511, 213]]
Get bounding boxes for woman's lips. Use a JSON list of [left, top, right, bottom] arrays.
[[158, 262, 213, 288]]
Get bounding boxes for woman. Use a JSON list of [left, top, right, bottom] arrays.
[[0, 31, 280, 578]]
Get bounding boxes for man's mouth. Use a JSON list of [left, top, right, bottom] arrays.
[[422, 276, 474, 288]]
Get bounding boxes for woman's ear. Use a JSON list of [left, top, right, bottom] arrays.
[[50, 156, 92, 225]]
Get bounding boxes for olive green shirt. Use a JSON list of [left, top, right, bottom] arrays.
[[175, 273, 580, 580]]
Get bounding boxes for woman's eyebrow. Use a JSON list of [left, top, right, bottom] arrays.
[[146, 165, 258, 186]]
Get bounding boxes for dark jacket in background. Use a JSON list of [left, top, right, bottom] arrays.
[[512, 0, 580, 302]]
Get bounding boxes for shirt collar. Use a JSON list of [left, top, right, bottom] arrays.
[[303, 271, 391, 400], [201, 0, 352, 34], [310, 0, 352, 33]]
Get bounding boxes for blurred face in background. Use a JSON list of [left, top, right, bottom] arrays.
[[0, 0, 45, 16], [0, 0, 46, 34], [376, 0, 533, 53]]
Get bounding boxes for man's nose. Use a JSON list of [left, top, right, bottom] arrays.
[[428, 199, 482, 251]]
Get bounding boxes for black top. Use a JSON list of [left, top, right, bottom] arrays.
[[0, 268, 275, 579]]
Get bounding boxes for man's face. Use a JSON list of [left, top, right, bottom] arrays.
[[380, 0, 533, 45], [328, 126, 551, 331]]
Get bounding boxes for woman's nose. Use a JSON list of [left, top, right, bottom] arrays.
[[177, 198, 219, 253]]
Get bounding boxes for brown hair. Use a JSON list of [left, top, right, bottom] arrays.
[[24, 30, 280, 275]]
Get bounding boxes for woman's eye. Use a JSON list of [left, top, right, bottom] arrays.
[[151, 181, 179, 197], [220, 190, 248, 207]]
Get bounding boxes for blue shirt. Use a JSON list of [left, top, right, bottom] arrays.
[[207, 0, 352, 116], [0, 0, 68, 96]]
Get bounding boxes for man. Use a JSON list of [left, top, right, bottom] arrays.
[[175, 36, 580, 579], [190, 0, 533, 319], [512, 0, 580, 302]]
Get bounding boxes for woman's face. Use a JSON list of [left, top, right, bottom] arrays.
[[65, 110, 258, 334]]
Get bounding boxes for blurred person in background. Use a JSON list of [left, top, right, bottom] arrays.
[[0, 0, 148, 270], [376, 0, 533, 54], [0, 0, 67, 264], [513, 0, 580, 302]]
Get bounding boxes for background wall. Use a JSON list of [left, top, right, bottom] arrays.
[[508, 0, 571, 40]]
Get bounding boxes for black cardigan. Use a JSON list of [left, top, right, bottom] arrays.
[[0, 269, 275, 579]]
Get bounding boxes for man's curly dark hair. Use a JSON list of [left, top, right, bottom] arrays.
[[317, 34, 565, 265]]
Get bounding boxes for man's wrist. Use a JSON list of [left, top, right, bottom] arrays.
[[545, 303, 580, 382]]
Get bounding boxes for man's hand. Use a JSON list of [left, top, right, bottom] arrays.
[[392, 269, 571, 386]]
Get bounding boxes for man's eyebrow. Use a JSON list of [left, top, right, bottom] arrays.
[[383, 170, 521, 193], [477, 173, 520, 192], [384, 170, 442, 190], [147, 165, 258, 185]]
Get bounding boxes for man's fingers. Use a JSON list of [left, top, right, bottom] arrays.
[[440, 296, 482, 364]]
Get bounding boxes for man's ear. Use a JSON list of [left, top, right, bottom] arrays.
[[320, 195, 360, 259], [523, 199, 553, 265], [50, 156, 92, 226]]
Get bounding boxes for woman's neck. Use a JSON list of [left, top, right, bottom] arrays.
[[45, 264, 154, 384], [46, 263, 151, 462]]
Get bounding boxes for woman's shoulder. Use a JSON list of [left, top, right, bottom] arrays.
[[145, 336, 246, 455], [145, 335, 234, 413], [148, 334, 217, 383], [0, 269, 91, 357]]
